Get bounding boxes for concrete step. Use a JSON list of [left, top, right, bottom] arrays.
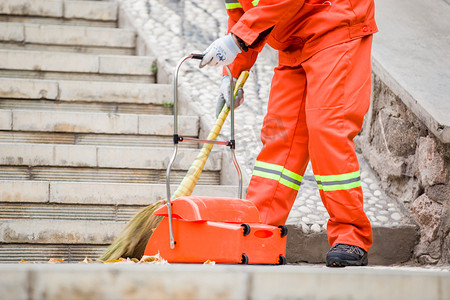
[[0, 14, 116, 28], [0, 203, 144, 222], [0, 182, 237, 226], [0, 49, 155, 83], [0, 244, 105, 263], [0, 166, 220, 185], [0, 78, 172, 105], [3, 264, 448, 300], [0, 131, 197, 148], [0, 219, 125, 245], [0, 99, 173, 115], [0, 22, 136, 55], [0, 180, 238, 205], [0, 182, 237, 222], [0, 143, 222, 171], [0, 0, 118, 22], [0, 110, 196, 136]]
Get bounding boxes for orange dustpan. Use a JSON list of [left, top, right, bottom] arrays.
[[145, 196, 287, 264], [144, 54, 287, 264]]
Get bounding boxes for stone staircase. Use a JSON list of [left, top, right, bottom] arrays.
[[0, 0, 235, 263]]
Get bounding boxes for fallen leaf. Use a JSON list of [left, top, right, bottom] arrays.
[[114, 258, 136, 264], [48, 258, 64, 264], [203, 260, 216, 265], [140, 252, 168, 264], [19, 259, 31, 264], [102, 259, 122, 264], [80, 257, 94, 264]]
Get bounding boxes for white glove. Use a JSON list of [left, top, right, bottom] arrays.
[[199, 34, 242, 68], [216, 76, 244, 117]]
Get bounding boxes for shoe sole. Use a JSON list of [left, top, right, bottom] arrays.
[[326, 256, 368, 267]]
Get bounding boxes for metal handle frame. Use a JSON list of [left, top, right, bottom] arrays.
[[165, 54, 243, 249]]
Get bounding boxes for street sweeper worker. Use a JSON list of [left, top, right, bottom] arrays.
[[199, 0, 377, 267]]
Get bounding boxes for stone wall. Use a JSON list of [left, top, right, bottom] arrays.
[[356, 72, 450, 265]]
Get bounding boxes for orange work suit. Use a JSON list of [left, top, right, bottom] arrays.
[[225, 0, 377, 251]]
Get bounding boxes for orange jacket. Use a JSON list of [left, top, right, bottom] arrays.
[[225, 0, 377, 77]]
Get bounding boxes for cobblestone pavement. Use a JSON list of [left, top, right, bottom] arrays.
[[118, 0, 411, 232]]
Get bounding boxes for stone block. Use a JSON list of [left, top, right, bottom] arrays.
[[50, 182, 156, 205], [58, 80, 170, 104], [64, 1, 117, 21], [286, 224, 418, 265], [0, 220, 124, 244], [0, 144, 97, 167], [24, 23, 135, 47], [0, 50, 99, 73], [97, 147, 221, 171], [0, 110, 12, 130], [286, 226, 329, 264], [425, 184, 450, 204], [380, 110, 421, 157], [0, 22, 24, 42], [53, 144, 97, 167], [0, 78, 58, 99], [12, 110, 139, 134], [50, 182, 236, 205], [138, 115, 198, 136], [411, 194, 443, 242], [0, 180, 49, 203], [99, 55, 154, 75], [0, 0, 63, 17], [370, 225, 418, 264], [417, 136, 448, 186]]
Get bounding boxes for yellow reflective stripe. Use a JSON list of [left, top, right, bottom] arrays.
[[321, 181, 361, 192], [225, 0, 257, 9], [225, 0, 242, 9], [253, 160, 302, 191], [279, 178, 300, 191], [253, 170, 280, 181], [315, 171, 360, 182], [282, 168, 302, 182], [315, 171, 361, 191], [225, 3, 242, 9], [254, 160, 283, 172]]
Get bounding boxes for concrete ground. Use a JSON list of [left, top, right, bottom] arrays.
[[1, 263, 449, 300]]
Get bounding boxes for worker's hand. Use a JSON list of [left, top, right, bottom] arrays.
[[199, 34, 242, 68], [216, 76, 244, 117]]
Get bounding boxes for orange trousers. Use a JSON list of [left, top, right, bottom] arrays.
[[246, 36, 373, 251]]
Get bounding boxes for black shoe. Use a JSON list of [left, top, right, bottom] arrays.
[[326, 244, 368, 267]]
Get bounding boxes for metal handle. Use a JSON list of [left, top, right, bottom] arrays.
[[166, 54, 244, 249]]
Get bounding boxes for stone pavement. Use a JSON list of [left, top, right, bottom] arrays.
[[118, 0, 413, 240], [2, 263, 449, 300]]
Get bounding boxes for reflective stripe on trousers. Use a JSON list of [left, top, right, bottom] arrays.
[[252, 160, 303, 191]]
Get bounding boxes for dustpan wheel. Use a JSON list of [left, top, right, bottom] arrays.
[[240, 254, 249, 264], [278, 255, 287, 265], [278, 225, 288, 237], [241, 223, 251, 236]]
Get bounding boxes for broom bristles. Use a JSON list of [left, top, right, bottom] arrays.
[[99, 200, 164, 261]]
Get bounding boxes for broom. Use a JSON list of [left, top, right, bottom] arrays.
[[99, 71, 250, 261]]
